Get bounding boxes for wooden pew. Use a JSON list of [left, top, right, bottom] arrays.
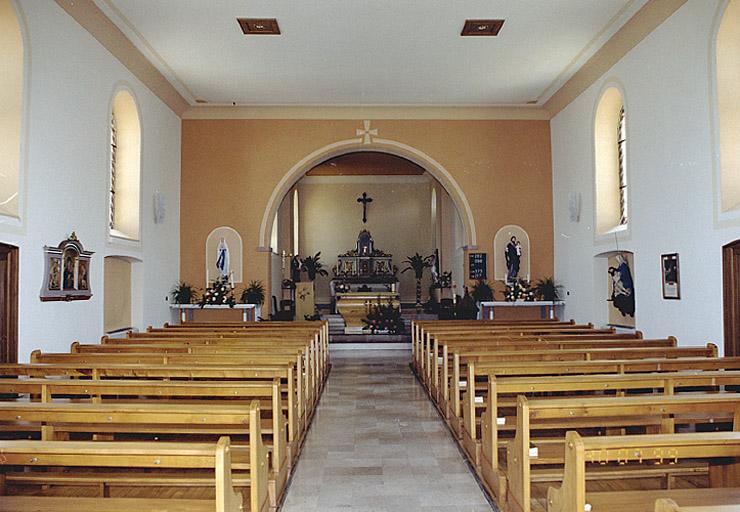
[[547, 431, 740, 512], [0, 363, 306, 457], [150, 321, 329, 354], [655, 499, 740, 511], [505, 394, 740, 512], [416, 329, 641, 380], [0, 432, 266, 512], [30, 350, 317, 413], [430, 337, 676, 405], [107, 332, 329, 395], [413, 323, 616, 374], [0, 400, 277, 509], [0, 378, 289, 489], [412, 319, 592, 370], [476, 370, 740, 502], [446, 344, 719, 434]]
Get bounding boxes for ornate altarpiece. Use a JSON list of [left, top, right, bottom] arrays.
[[333, 230, 397, 284], [40, 232, 94, 302]]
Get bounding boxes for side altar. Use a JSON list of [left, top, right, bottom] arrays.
[[331, 230, 400, 333]]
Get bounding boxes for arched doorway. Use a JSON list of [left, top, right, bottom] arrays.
[[265, 148, 471, 317], [723, 239, 740, 356], [0, 243, 18, 363]]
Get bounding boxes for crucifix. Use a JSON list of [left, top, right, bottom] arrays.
[[357, 192, 373, 223]]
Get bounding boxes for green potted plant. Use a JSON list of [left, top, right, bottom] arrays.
[[471, 279, 494, 303], [240, 280, 265, 305], [170, 281, 197, 304], [533, 277, 563, 302], [401, 252, 433, 308], [300, 252, 329, 281]]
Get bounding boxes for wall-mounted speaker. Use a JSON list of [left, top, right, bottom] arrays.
[[153, 191, 166, 224], [568, 192, 582, 223]]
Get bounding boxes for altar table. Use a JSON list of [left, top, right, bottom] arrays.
[[479, 300, 564, 321], [336, 291, 400, 334]]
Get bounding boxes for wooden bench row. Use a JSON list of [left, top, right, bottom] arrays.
[[409, 319, 740, 512], [0, 320, 330, 512]]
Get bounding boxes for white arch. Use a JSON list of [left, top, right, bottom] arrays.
[[258, 137, 478, 249]]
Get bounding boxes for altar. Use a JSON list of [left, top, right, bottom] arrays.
[[330, 230, 400, 333], [336, 291, 401, 334]]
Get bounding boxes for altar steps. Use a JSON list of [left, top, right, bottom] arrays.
[[324, 312, 437, 347]]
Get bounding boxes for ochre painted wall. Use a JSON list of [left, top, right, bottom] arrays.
[[180, 119, 553, 308]]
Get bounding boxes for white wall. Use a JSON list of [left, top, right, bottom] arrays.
[[2, 2, 180, 359], [551, 0, 739, 350]]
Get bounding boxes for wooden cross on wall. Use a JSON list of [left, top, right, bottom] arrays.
[[357, 192, 373, 223]]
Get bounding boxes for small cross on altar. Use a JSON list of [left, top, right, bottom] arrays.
[[357, 192, 373, 223], [356, 120, 378, 144]]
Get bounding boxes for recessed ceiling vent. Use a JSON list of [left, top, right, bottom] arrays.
[[237, 18, 280, 35], [461, 19, 504, 37]]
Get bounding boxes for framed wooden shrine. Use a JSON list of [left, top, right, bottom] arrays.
[[40, 232, 94, 302]]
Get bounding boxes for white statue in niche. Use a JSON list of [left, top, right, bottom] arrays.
[[216, 237, 230, 278]]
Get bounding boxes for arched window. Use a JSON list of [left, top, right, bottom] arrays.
[[0, 0, 23, 219], [717, 0, 740, 213], [594, 87, 628, 235], [109, 89, 141, 240]]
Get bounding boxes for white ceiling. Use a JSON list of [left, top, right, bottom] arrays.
[[97, 0, 648, 107]]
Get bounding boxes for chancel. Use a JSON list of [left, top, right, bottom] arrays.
[[2, 1, 740, 512]]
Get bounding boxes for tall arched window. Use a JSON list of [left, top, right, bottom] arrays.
[[717, 0, 740, 213], [595, 87, 628, 234], [0, 0, 23, 219], [109, 89, 141, 240]]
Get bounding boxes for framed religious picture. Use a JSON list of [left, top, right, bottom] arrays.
[[40, 232, 94, 301], [661, 253, 680, 300]]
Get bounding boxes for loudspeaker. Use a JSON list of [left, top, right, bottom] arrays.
[[153, 191, 166, 224], [568, 192, 581, 223]]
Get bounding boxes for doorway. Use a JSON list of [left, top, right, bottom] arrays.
[[723, 240, 740, 356], [0, 243, 19, 363]]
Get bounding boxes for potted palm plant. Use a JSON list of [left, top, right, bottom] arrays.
[[170, 281, 197, 304], [300, 252, 329, 281], [533, 277, 563, 302], [240, 280, 265, 305], [471, 279, 494, 303], [401, 252, 433, 309]]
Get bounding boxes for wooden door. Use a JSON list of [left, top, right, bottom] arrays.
[[723, 240, 740, 356], [0, 244, 18, 363]]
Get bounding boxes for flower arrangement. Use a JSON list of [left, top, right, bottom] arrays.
[[362, 299, 405, 334], [199, 275, 236, 308], [504, 279, 535, 302], [437, 271, 453, 288]]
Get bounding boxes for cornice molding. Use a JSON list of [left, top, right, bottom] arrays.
[[181, 105, 551, 121], [54, 0, 189, 116], [544, 0, 688, 116]]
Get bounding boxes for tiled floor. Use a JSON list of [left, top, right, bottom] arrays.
[[281, 349, 494, 512]]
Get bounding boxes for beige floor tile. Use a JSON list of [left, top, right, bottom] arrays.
[[280, 348, 495, 511]]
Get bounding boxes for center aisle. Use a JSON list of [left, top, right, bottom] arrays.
[[281, 349, 494, 512]]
